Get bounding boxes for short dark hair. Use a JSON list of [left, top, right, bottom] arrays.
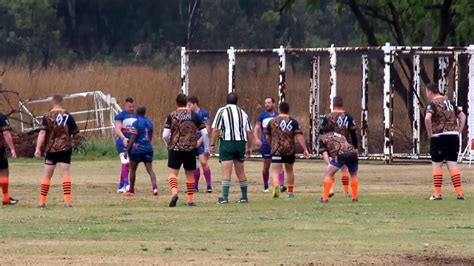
[[187, 96, 199, 105], [227, 92, 238, 105], [136, 105, 146, 116], [176, 93, 188, 107], [426, 83, 440, 94], [52, 95, 63, 105], [333, 96, 343, 108], [279, 102, 290, 114], [322, 124, 335, 134], [265, 97, 275, 103], [125, 97, 134, 104]]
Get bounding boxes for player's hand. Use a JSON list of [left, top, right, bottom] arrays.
[[246, 147, 252, 158], [255, 139, 262, 148], [123, 138, 129, 146], [34, 150, 42, 159], [10, 150, 17, 160], [204, 151, 211, 158], [124, 152, 128, 160], [303, 149, 309, 159], [196, 139, 203, 148], [210, 146, 215, 156]]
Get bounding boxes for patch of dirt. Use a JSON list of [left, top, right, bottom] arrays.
[[402, 254, 474, 265], [11, 130, 87, 158]]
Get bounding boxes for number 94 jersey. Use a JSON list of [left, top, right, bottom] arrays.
[[40, 109, 79, 153], [266, 115, 303, 155]]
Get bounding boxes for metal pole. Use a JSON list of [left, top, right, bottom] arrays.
[[329, 44, 337, 111], [382, 42, 394, 164], [453, 52, 462, 156], [467, 45, 474, 160], [309, 56, 320, 154], [180, 47, 189, 95], [361, 55, 369, 156], [412, 54, 421, 158], [227, 46, 236, 94], [438, 57, 449, 95], [275, 45, 286, 103]]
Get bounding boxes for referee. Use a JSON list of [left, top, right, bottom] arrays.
[[210, 92, 253, 204]]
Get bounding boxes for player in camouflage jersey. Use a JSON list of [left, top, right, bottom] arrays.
[[319, 124, 359, 203], [0, 113, 18, 205], [35, 95, 79, 208], [266, 102, 309, 198], [163, 94, 209, 207], [424, 83, 466, 201], [320, 96, 358, 197]]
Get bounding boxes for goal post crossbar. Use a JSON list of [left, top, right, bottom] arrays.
[[180, 44, 474, 164]]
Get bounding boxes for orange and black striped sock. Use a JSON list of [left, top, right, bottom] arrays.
[[40, 177, 51, 205], [449, 169, 463, 195], [288, 184, 294, 195], [0, 177, 9, 203], [432, 169, 443, 196], [322, 178, 332, 200], [186, 179, 195, 203], [350, 178, 359, 200], [62, 176, 72, 204], [168, 175, 178, 195], [341, 173, 350, 193], [330, 175, 336, 190]]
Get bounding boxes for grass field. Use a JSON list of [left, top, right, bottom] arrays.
[[1, 159, 473, 264]]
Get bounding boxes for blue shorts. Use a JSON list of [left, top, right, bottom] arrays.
[[329, 152, 358, 173], [130, 151, 153, 163], [116, 143, 126, 154], [261, 144, 272, 159], [196, 144, 205, 156]]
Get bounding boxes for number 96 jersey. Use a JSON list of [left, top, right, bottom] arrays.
[[40, 109, 79, 153], [266, 115, 303, 155]]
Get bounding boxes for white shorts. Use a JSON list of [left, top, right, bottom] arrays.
[[119, 152, 129, 164]]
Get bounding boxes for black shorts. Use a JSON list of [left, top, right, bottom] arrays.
[[45, 150, 72, 165], [0, 147, 8, 170], [271, 154, 296, 164], [168, 150, 196, 170], [430, 135, 459, 162], [330, 152, 359, 173]]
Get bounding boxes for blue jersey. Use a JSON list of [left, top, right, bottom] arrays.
[[256, 111, 279, 145], [130, 117, 153, 154], [115, 111, 137, 149], [195, 108, 210, 139]]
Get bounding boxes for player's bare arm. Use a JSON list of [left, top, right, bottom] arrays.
[[114, 120, 128, 146], [424, 113, 434, 139], [3, 130, 16, 159], [34, 130, 47, 158], [295, 134, 309, 159], [246, 131, 253, 157], [253, 123, 262, 147], [457, 110, 466, 133], [210, 128, 220, 155], [322, 151, 330, 164], [124, 133, 137, 160]]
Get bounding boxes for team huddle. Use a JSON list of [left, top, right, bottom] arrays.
[[0, 82, 466, 207]]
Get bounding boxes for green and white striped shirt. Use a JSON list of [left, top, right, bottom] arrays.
[[212, 104, 252, 141]]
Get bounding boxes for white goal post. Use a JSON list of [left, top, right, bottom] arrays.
[[180, 44, 474, 164]]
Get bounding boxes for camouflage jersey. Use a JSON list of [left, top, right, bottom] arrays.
[[426, 96, 461, 136], [165, 107, 205, 152], [266, 115, 303, 155], [319, 132, 355, 158], [40, 109, 79, 152], [320, 111, 357, 147], [0, 113, 12, 148]]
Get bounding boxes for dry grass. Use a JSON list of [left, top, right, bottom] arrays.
[[0, 56, 458, 153]]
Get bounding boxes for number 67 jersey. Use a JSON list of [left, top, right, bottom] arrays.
[[266, 115, 303, 155], [40, 109, 79, 153]]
